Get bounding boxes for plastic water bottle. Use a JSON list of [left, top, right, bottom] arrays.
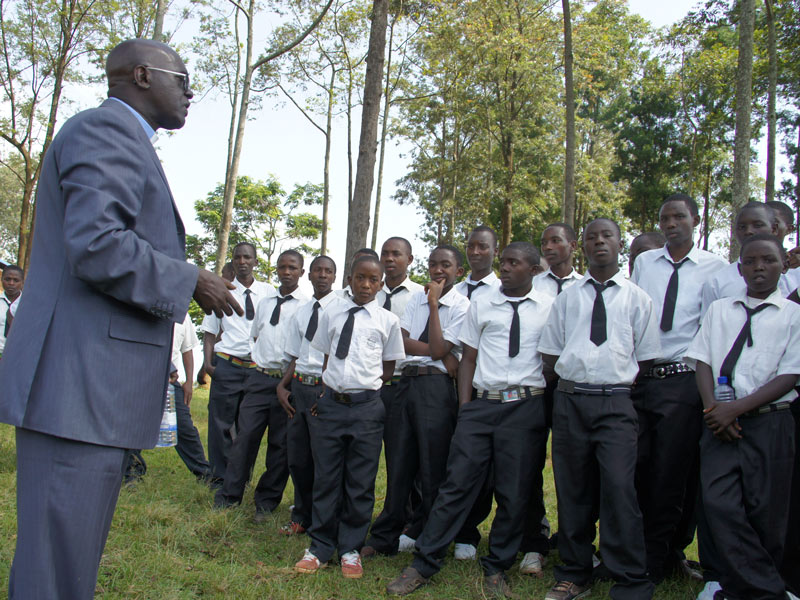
[[157, 384, 178, 447], [714, 376, 736, 403]]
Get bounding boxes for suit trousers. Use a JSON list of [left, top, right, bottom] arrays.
[[412, 394, 545, 578], [781, 398, 800, 595], [217, 369, 289, 512], [552, 390, 653, 600], [309, 389, 385, 563], [287, 379, 320, 528], [207, 359, 252, 480], [173, 382, 211, 479], [633, 372, 702, 582], [701, 411, 794, 600], [10, 427, 127, 600], [367, 374, 458, 553]]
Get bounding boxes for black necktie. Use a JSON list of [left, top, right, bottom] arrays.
[[719, 303, 771, 384], [418, 304, 441, 343], [466, 281, 485, 299], [660, 258, 689, 332], [589, 280, 615, 346], [335, 306, 364, 359], [244, 289, 254, 321], [383, 286, 405, 311], [304, 301, 321, 341], [548, 273, 567, 295], [270, 295, 293, 326], [508, 300, 527, 357]]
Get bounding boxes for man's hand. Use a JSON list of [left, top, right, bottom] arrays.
[[277, 384, 295, 418], [425, 279, 445, 306], [703, 401, 742, 440], [787, 246, 800, 270], [194, 269, 243, 318], [442, 353, 459, 378], [182, 380, 193, 406], [169, 370, 179, 384], [204, 361, 216, 377]]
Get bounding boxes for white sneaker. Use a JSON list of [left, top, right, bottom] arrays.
[[454, 542, 477, 560], [398, 534, 416, 552], [519, 551, 545, 576], [697, 581, 721, 600], [340, 550, 363, 579]]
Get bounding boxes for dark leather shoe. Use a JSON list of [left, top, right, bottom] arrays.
[[484, 572, 516, 598], [386, 567, 429, 596]]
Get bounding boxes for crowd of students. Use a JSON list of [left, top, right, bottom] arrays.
[[197, 193, 800, 600]]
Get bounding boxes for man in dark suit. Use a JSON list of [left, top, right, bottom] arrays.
[[0, 39, 240, 599]]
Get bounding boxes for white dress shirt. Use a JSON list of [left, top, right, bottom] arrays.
[[250, 288, 309, 370], [459, 285, 554, 391], [171, 314, 199, 385], [0, 291, 19, 353], [400, 287, 471, 371], [540, 270, 661, 385], [702, 260, 799, 316], [454, 271, 500, 301], [532, 268, 581, 298], [686, 289, 800, 405], [632, 244, 727, 363], [201, 278, 275, 357], [376, 276, 425, 375], [312, 298, 405, 392], [285, 292, 340, 376]]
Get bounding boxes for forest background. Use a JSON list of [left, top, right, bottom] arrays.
[[1, 0, 800, 294]]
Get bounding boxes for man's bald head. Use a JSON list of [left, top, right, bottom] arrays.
[[106, 39, 180, 83]]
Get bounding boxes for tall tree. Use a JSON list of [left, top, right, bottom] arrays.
[[763, 0, 777, 203], [561, 0, 576, 227]]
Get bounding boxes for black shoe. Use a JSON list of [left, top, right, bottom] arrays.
[[213, 492, 240, 509]]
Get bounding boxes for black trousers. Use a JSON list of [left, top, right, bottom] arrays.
[[411, 394, 546, 578], [287, 379, 320, 528], [552, 390, 653, 600], [367, 374, 458, 553], [633, 372, 702, 582], [308, 389, 385, 563], [781, 398, 800, 595], [216, 369, 289, 512], [207, 359, 252, 480], [701, 411, 794, 600]]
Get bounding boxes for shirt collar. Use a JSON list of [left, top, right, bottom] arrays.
[[733, 287, 786, 309], [544, 268, 579, 280], [383, 276, 412, 294], [316, 291, 338, 308], [488, 284, 545, 305], [234, 277, 260, 294], [466, 271, 498, 285], [656, 243, 700, 265], [109, 97, 157, 143], [582, 269, 626, 287], [347, 297, 380, 317]]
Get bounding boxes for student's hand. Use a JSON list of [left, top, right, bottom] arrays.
[[425, 279, 445, 306], [703, 401, 742, 439], [277, 384, 295, 418], [443, 353, 459, 378], [310, 402, 318, 416], [787, 246, 800, 270], [714, 423, 742, 442], [204, 361, 216, 377], [169, 370, 179, 384], [182, 381, 193, 406], [194, 269, 243, 318]]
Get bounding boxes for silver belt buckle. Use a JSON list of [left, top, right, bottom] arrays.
[[501, 387, 521, 403]]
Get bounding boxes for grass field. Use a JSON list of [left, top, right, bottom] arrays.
[[0, 388, 702, 599]]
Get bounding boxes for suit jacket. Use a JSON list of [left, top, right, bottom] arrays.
[[0, 98, 198, 449]]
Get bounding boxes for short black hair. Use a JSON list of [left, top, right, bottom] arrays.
[[310, 255, 336, 273], [354, 248, 379, 261], [584, 218, 621, 238], [543, 222, 577, 242], [233, 241, 257, 256], [431, 244, 464, 266], [503, 241, 541, 266], [661, 193, 699, 217], [351, 254, 383, 274], [383, 237, 413, 255], [632, 231, 666, 246], [740, 233, 786, 261], [737, 201, 773, 219], [278, 249, 304, 266], [2, 264, 23, 277], [766, 200, 794, 227], [468, 225, 498, 245]]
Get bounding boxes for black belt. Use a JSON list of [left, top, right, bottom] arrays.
[[644, 362, 693, 379], [402, 365, 446, 377], [333, 391, 378, 405], [476, 386, 543, 404], [558, 379, 632, 396], [742, 400, 793, 418]]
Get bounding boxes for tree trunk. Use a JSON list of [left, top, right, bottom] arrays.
[[153, 0, 167, 41], [371, 15, 395, 250], [344, 0, 388, 274], [561, 0, 576, 228], [730, 0, 755, 260], [703, 164, 711, 250], [764, 0, 777, 204], [322, 68, 335, 255]]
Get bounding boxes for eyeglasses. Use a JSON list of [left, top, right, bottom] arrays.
[[144, 66, 190, 93]]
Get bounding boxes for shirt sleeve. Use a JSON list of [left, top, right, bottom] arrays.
[[400, 296, 417, 333], [632, 292, 661, 362], [458, 301, 481, 350], [311, 309, 333, 355], [775, 307, 800, 377], [200, 312, 220, 335], [443, 299, 469, 348], [538, 293, 566, 355], [382, 315, 406, 361], [284, 311, 303, 360], [684, 304, 715, 370], [700, 277, 719, 319], [181, 315, 199, 352]]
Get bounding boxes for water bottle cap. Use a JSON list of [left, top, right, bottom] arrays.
[[717, 376, 728, 384]]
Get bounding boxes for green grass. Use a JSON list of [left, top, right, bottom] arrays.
[[0, 388, 702, 599]]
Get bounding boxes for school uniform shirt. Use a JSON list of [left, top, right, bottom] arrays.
[[250, 288, 309, 371], [400, 287, 471, 371], [685, 289, 800, 405], [532, 268, 581, 298], [285, 292, 340, 377], [172, 314, 199, 385], [459, 285, 554, 392], [377, 276, 424, 373], [632, 245, 727, 364], [539, 270, 661, 385], [454, 271, 500, 302], [701, 260, 799, 316], [334, 286, 353, 300], [312, 298, 405, 393], [201, 278, 275, 358], [0, 291, 19, 354]]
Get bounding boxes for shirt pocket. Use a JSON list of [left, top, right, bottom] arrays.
[[357, 330, 383, 363], [608, 322, 634, 360]]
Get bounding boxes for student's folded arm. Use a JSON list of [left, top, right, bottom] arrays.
[[381, 360, 396, 382], [541, 354, 559, 370], [402, 328, 432, 357], [695, 361, 716, 410], [277, 357, 297, 417], [725, 374, 798, 417], [457, 345, 478, 406], [425, 303, 453, 360]]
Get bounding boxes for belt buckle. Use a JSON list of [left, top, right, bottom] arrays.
[[500, 387, 521, 403], [335, 393, 352, 405], [653, 366, 667, 379], [560, 380, 575, 394], [406, 365, 419, 377]]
